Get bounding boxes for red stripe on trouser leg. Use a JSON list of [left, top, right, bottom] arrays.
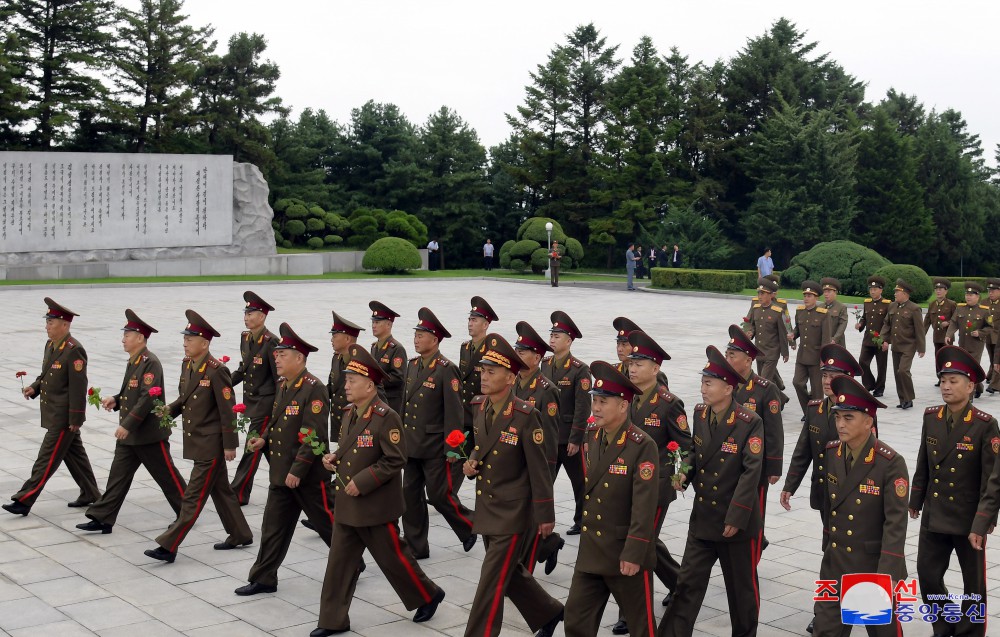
[[20, 430, 67, 502], [526, 533, 541, 574], [580, 449, 587, 477], [443, 460, 473, 529], [643, 569, 655, 636], [750, 538, 760, 611], [320, 480, 335, 526], [169, 458, 217, 552], [159, 441, 185, 497], [387, 522, 431, 602], [237, 416, 269, 501], [483, 534, 519, 637]]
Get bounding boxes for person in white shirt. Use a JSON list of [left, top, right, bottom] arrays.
[[483, 239, 494, 271]]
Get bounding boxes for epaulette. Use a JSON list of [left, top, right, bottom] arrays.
[[875, 443, 895, 459], [65, 338, 77, 348], [657, 386, 674, 402], [627, 425, 645, 443], [571, 357, 583, 368], [587, 420, 600, 431], [542, 356, 553, 364], [881, 299, 891, 304], [262, 333, 272, 341], [241, 330, 251, 337], [207, 358, 220, 368], [864, 298, 873, 303], [537, 375, 552, 389], [826, 440, 841, 449], [754, 376, 771, 388], [409, 356, 420, 363], [973, 408, 993, 422], [925, 405, 940, 415], [796, 306, 806, 311], [388, 339, 398, 348], [341, 404, 353, 411], [816, 307, 828, 314], [182, 356, 191, 362], [752, 303, 761, 308], [771, 305, 782, 312], [512, 397, 533, 414], [958, 302, 968, 307], [808, 398, 824, 406], [775, 298, 788, 304], [303, 375, 318, 385], [470, 395, 486, 406], [462, 339, 471, 349], [980, 305, 990, 310], [436, 357, 451, 367], [373, 403, 388, 416], [695, 403, 707, 413], [735, 407, 754, 422], [140, 354, 149, 362]]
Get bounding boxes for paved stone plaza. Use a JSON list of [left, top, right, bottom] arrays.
[[0, 279, 996, 636]]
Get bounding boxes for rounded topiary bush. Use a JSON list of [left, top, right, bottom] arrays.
[[499, 240, 516, 269], [873, 264, 933, 303], [509, 239, 541, 262], [518, 217, 567, 244], [362, 237, 422, 273], [306, 237, 324, 249], [509, 258, 527, 272], [565, 238, 584, 263], [284, 220, 306, 238], [785, 241, 891, 296], [285, 203, 308, 220], [324, 235, 343, 245], [281, 239, 293, 249], [530, 248, 550, 274], [306, 218, 325, 233]]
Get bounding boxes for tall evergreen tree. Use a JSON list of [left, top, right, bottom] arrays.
[[880, 88, 925, 136], [269, 108, 344, 209], [0, 31, 31, 146]]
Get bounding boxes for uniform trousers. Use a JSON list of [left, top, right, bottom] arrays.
[[247, 478, 336, 587], [658, 534, 760, 637], [616, 502, 681, 623], [566, 568, 656, 637], [155, 456, 252, 552], [793, 362, 822, 414], [756, 357, 784, 390], [318, 520, 437, 631], [917, 527, 987, 637], [402, 457, 474, 557], [465, 532, 563, 637], [231, 412, 271, 504], [892, 349, 917, 403], [551, 264, 560, 287], [960, 341, 986, 394], [859, 345, 888, 393], [86, 440, 186, 525], [555, 444, 586, 525], [13, 427, 100, 507], [813, 552, 902, 637], [522, 530, 564, 573]]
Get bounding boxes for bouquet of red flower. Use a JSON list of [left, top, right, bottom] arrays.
[[938, 314, 948, 328], [15, 370, 27, 390], [87, 387, 102, 409], [445, 429, 469, 461], [869, 330, 884, 348], [667, 440, 692, 493], [149, 386, 174, 429]]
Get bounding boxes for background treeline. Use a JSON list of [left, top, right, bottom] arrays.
[[2, 1, 998, 271]]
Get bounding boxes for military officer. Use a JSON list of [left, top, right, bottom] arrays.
[[235, 323, 338, 596], [925, 278, 958, 371], [946, 282, 989, 398], [792, 280, 832, 418], [909, 346, 997, 637], [462, 334, 565, 637], [982, 279, 1000, 394], [820, 277, 849, 347], [883, 278, 926, 409], [369, 300, 407, 411], [613, 316, 669, 389], [542, 311, 592, 535], [460, 296, 498, 444], [513, 320, 565, 575], [76, 310, 185, 533], [659, 346, 763, 637], [812, 376, 908, 637], [744, 277, 790, 388], [401, 307, 476, 558], [856, 276, 891, 397], [230, 291, 279, 506], [4, 298, 100, 516], [564, 362, 659, 637], [328, 311, 365, 422], [144, 310, 252, 563], [313, 345, 445, 636]]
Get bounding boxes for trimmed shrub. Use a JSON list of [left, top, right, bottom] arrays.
[[559, 255, 574, 270], [565, 238, 584, 262], [308, 205, 326, 219], [306, 237, 324, 249], [509, 239, 541, 261], [498, 240, 516, 269], [362, 237, 422, 273], [873, 265, 933, 303], [285, 203, 308, 220], [530, 248, 550, 273], [273, 229, 283, 244], [324, 213, 350, 234], [509, 258, 527, 272], [518, 217, 567, 244], [324, 235, 343, 245], [651, 268, 746, 293], [306, 218, 325, 233], [281, 239, 293, 249], [784, 241, 891, 296], [284, 220, 306, 238], [942, 277, 989, 303]]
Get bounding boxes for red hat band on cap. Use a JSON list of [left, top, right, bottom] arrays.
[[704, 361, 739, 388], [630, 343, 663, 365], [371, 310, 394, 321], [552, 321, 574, 335], [417, 319, 443, 339], [593, 377, 634, 400], [186, 323, 212, 339], [46, 309, 74, 322], [727, 338, 756, 359], [278, 336, 309, 356], [245, 301, 268, 313], [331, 322, 361, 337], [124, 321, 151, 338], [835, 392, 877, 417], [939, 359, 977, 379], [515, 335, 545, 352]]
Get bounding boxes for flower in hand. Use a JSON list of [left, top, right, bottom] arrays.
[[15, 370, 27, 390], [445, 429, 469, 461], [231, 403, 257, 441], [220, 355, 231, 364], [667, 440, 692, 492], [87, 387, 102, 409], [149, 386, 174, 429], [298, 427, 326, 455]]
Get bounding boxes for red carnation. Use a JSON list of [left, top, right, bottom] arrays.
[[149, 386, 163, 398], [872, 331, 879, 337], [445, 430, 466, 448], [220, 355, 231, 364], [667, 441, 680, 452], [15, 371, 26, 378], [233, 403, 247, 414], [87, 387, 94, 396], [742, 316, 750, 323]]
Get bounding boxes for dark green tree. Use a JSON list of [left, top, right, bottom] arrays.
[[269, 108, 344, 209], [0, 31, 31, 146], [879, 88, 925, 136], [483, 136, 530, 245]]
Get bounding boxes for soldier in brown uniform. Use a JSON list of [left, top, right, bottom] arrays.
[[982, 279, 1000, 394], [5, 298, 100, 516], [230, 291, 279, 506], [460, 296, 497, 446], [543, 311, 592, 535], [910, 346, 998, 637], [369, 300, 407, 412], [925, 278, 958, 373], [513, 320, 565, 575], [792, 280, 832, 418], [328, 311, 365, 421], [462, 334, 565, 637], [235, 323, 338, 596], [821, 278, 849, 347], [856, 276, 891, 397], [613, 317, 669, 389], [75, 310, 186, 533], [144, 310, 253, 563], [883, 278, 926, 410], [947, 282, 989, 398], [812, 376, 908, 637], [401, 307, 476, 558], [659, 346, 764, 637], [564, 362, 659, 637], [744, 277, 789, 388], [313, 345, 445, 636]]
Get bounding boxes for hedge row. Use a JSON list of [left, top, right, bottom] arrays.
[[651, 268, 747, 293]]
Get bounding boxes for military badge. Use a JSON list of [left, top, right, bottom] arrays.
[[311, 400, 323, 414], [532, 429, 544, 445], [199, 379, 211, 387], [610, 463, 628, 475], [894, 478, 907, 498], [128, 379, 138, 388], [381, 356, 390, 364], [451, 378, 460, 392], [393, 357, 403, 368], [859, 483, 881, 496], [644, 416, 661, 427], [721, 441, 739, 454], [389, 429, 401, 444], [748, 436, 762, 454], [253, 356, 263, 365], [677, 414, 688, 431], [769, 400, 779, 414], [956, 442, 974, 451], [500, 431, 519, 445], [638, 461, 654, 481], [222, 387, 232, 400], [143, 373, 154, 385], [581, 378, 591, 390], [423, 380, 436, 389], [744, 401, 757, 412], [992, 437, 1000, 454], [51, 361, 62, 369], [286, 405, 300, 415], [357, 434, 374, 448], [547, 402, 557, 417], [73, 359, 84, 372]]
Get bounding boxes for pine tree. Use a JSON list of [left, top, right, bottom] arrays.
[[0, 31, 31, 146]]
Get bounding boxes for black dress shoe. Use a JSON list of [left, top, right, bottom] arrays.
[[806, 618, 814, 633], [214, 539, 253, 550], [611, 618, 628, 634], [309, 628, 348, 637], [300, 518, 316, 531], [901, 401, 913, 409], [872, 389, 884, 397], [800, 416, 806, 422], [144, 546, 176, 563], [463, 535, 477, 552], [413, 588, 445, 623], [67, 498, 95, 508], [988, 388, 997, 394], [662, 591, 673, 607], [235, 582, 277, 596], [761, 537, 769, 551], [976, 388, 984, 399], [76, 519, 112, 534], [544, 538, 565, 575], [2, 500, 30, 516], [566, 523, 581, 536], [534, 609, 563, 637], [413, 552, 429, 560]]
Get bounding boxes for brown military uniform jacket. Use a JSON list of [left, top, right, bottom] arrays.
[[684, 400, 764, 541], [910, 403, 999, 536], [328, 351, 351, 418], [468, 390, 554, 535], [112, 347, 170, 446], [514, 368, 560, 472], [858, 297, 891, 348], [459, 339, 486, 429], [946, 303, 988, 355], [578, 422, 659, 575], [884, 300, 926, 354], [823, 435, 908, 581], [783, 397, 837, 510], [541, 354, 592, 446], [746, 302, 789, 361], [824, 299, 849, 347], [402, 352, 463, 459], [168, 355, 239, 461], [265, 371, 330, 486], [973, 438, 1000, 535], [231, 328, 278, 422], [370, 337, 407, 410], [924, 298, 958, 345], [30, 335, 88, 430], [982, 298, 1000, 345], [332, 397, 407, 527], [631, 384, 691, 508], [735, 373, 784, 482], [616, 360, 669, 389], [794, 306, 831, 365]]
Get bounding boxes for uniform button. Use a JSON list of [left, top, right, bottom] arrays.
[[187, 432, 192, 436], [935, 465, 940, 469], [712, 486, 717, 491], [477, 476, 482, 481], [192, 394, 197, 399], [819, 453, 824, 459], [475, 446, 480, 451], [831, 511, 837, 517], [493, 450, 498, 455], [846, 530, 852, 536], [933, 493, 938, 497], [949, 496, 954, 501], [950, 468, 956, 473], [818, 466, 824, 471], [597, 499, 602, 504], [720, 458, 725, 463], [831, 526, 836, 532], [934, 479, 939, 484], [855, 499, 861, 504], [958, 454, 963, 459], [596, 531, 602, 537], [848, 515, 853, 520], [596, 515, 601, 521], [846, 547, 852, 553], [699, 469, 705, 474], [604, 483, 609, 488], [585, 478, 589, 483], [819, 479, 824, 484], [582, 526, 588, 532], [831, 494, 836, 499], [698, 497, 703, 501], [583, 511, 588, 517], [699, 483, 704, 488], [712, 501, 717, 505], [486, 465, 491, 469], [476, 490, 481, 495], [585, 495, 590, 500], [949, 483, 954, 487], [353, 449, 357, 454]]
